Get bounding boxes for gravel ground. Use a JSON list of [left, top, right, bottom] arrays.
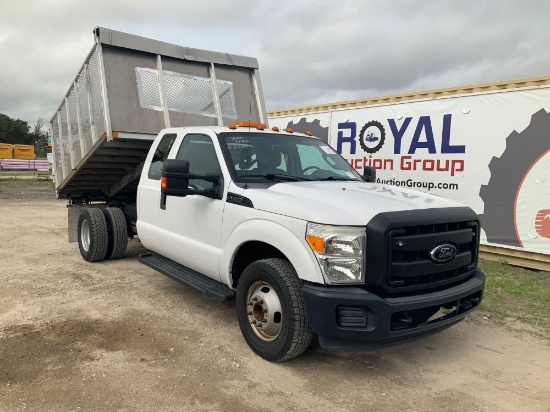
[[0, 180, 549, 411]]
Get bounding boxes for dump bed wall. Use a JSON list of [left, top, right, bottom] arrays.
[[102, 45, 165, 135], [50, 27, 266, 200]]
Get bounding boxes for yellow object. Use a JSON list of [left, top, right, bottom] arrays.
[[0, 143, 13, 159], [13, 144, 34, 159], [228, 121, 267, 130], [306, 234, 325, 253]]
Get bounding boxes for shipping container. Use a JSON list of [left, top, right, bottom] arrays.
[[13, 144, 35, 159], [0, 143, 13, 159]]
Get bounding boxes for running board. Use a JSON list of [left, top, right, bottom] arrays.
[[138, 252, 235, 301]]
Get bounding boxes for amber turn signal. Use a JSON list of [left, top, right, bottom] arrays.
[[306, 234, 325, 253]]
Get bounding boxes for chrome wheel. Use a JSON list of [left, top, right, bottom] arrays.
[[236, 259, 313, 361], [80, 219, 90, 252], [245, 280, 283, 342]]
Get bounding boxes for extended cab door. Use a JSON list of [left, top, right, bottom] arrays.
[[137, 132, 178, 251], [157, 132, 226, 280]]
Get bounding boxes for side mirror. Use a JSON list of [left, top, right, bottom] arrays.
[[161, 159, 194, 197], [362, 166, 376, 182], [160, 159, 224, 204]]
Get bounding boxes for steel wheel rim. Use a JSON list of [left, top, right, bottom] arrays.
[[245, 280, 283, 342], [81, 219, 90, 252]]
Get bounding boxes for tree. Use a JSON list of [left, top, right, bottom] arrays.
[[0, 113, 33, 145], [0, 113, 49, 158], [32, 117, 49, 158]]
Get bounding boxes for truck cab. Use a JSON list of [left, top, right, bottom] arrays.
[[132, 122, 485, 361]]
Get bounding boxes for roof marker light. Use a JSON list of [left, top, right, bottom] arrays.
[[229, 121, 267, 130]]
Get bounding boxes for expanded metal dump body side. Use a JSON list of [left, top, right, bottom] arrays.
[[50, 27, 266, 201]]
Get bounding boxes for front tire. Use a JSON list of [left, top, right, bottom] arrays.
[[78, 208, 108, 262], [236, 258, 313, 362]]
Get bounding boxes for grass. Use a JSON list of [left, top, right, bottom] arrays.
[[0, 177, 53, 186], [478, 259, 550, 339], [0, 171, 36, 177]]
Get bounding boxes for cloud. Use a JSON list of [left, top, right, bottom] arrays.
[[257, 0, 550, 109], [0, 0, 548, 126], [0, 0, 259, 124]]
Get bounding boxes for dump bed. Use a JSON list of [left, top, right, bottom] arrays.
[[50, 27, 266, 201]]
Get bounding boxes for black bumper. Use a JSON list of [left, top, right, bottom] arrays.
[[302, 268, 485, 352]]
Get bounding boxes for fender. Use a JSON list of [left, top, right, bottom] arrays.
[[219, 218, 324, 287]]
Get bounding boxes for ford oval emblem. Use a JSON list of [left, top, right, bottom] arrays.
[[429, 243, 457, 263]]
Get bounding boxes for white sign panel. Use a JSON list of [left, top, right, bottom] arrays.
[[269, 87, 550, 254]]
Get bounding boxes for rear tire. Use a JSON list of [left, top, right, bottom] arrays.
[[78, 208, 108, 262], [103, 207, 128, 260], [236, 258, 312, 362]]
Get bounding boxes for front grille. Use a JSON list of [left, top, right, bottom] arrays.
[[389, 221, 478, 290], [364, 207, 481, 296]]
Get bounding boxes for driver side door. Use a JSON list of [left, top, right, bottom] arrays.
[[158, 133, 225, 280]]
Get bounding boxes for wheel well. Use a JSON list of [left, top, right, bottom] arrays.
[[231, 241, 287, 288]]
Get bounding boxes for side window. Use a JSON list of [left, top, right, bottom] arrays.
[[176, 134, 221, 190], [148, 133, 177, 180]]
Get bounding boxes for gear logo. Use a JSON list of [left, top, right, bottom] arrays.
[[359, 121, 385, 154], [535, 209, 550, 239], [479, 109, 550, 247], [285, 118, 329, 142]]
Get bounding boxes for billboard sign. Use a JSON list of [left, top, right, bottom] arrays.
[[269, 87, 550, 254]]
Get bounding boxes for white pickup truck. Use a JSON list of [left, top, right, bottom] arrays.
[[52, 28, 485, 361], [79, 121, 485, 361]]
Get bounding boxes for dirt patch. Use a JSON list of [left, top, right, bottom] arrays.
[[0, 182, 549, 411], [0, 179, 55, 199]]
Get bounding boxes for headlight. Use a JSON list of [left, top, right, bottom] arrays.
[[306, 223, 365, 284]]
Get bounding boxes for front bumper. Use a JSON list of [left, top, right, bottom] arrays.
[[302, 268, 485, 352]]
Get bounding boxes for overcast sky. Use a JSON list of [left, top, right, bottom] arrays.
[[1, 0, 549, 127]]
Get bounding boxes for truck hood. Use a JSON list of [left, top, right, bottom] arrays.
[[238, 181, 463, 225]]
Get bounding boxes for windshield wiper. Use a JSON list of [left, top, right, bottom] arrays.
[[244, 174, 309, 182], [315, 176, 358, 181]]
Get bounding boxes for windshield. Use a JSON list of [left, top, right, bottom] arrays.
[[218, 132, 363, 183]]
